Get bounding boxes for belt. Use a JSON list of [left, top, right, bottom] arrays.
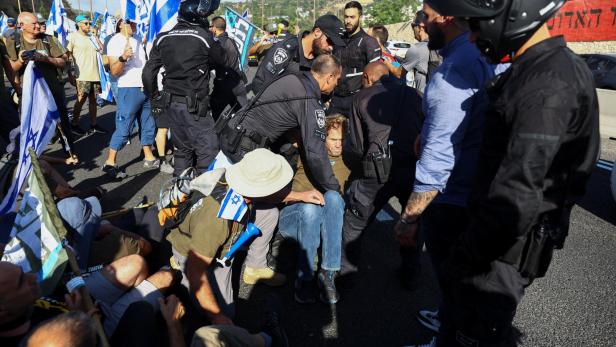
[[170, 94, 187, 104]]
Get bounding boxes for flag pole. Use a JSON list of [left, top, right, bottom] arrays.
[[90, 0, 93, 21], [28, 148, 110, 347], [31, 0, 35, 13], [17, 0, 22, 13]]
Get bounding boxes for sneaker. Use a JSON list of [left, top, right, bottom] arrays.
[[143, 159, 161, 170], [403, 337, 436, 347], [71, 124, 86, 136], [89, 124, 109, 134], [261, 293, 289, 347], [160, 160, 174, 174], [318, 270, 339, 304], [243, 266, 286, 286], [417, 309, 440, 333], [294, 278, 317, 304], [102, 164, 127, 179]]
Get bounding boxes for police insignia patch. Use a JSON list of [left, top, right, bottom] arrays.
[[315, 109, 326, 128], [273, 48, 289, 65]]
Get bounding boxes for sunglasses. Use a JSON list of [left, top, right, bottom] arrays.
[[81, 22, 91, 26]]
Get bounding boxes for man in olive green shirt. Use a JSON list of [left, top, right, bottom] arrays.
[[278, 114, 349, 305], [167, 149, 301, 325], [5, 12, 76, 161]]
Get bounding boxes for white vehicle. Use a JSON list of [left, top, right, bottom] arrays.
[[385, 40, 412, 59]]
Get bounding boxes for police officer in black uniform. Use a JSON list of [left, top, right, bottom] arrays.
[[251, 14, 345, 95], [142, 0, 225, 176], [329, 1, 381, 117], [404, 1, 600, 346], [218, 54, 343, 192], [208, 16, 248, 121], [340, 61, 423, 288]]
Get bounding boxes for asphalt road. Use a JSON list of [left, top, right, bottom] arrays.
[[45, 76, 616, 346]]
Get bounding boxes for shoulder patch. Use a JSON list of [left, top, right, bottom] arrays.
[[273, 47, 289, 65], [315, 109, 326, 129]]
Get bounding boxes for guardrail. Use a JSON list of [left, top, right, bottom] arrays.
[[599, 88, 616, 138]]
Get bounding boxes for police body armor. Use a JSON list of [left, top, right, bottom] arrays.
[[335, 30, 379, 96], [215, 73, 318, 163]]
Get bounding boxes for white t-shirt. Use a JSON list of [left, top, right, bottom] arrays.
[[107, 35, 150, 88]]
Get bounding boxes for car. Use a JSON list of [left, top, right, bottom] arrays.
[[580, 53, 616, 90], [385, 40, 412, 59]]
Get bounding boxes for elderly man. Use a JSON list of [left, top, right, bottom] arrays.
[[167, 149, 305, 324], [67, 15, 107, 135], [5, 12, 75, 162]]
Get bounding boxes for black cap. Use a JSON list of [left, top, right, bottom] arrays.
[[314, 14, 346, 47]]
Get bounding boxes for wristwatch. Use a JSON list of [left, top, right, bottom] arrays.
[[119, 56, 127, 63]]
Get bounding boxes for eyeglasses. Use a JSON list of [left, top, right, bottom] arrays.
[[82, 22, 91, 26]]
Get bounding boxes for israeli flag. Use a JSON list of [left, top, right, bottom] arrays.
[[0, 63, 60, 216], [46, 0, 67, 46], [0, 12, 8, 34], [122, 0, 141, 22], [89, 36, 113, 102], [99, 9, 116, 41], [225, 7, 258, 71], [217, 188, 248, 222], [207, 151, 233, 172], [147, 0, 180, 42]]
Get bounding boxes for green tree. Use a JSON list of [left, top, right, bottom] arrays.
[[365, 0, 421, 25]]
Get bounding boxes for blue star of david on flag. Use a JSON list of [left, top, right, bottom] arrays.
[[217, 188, 248, 222]]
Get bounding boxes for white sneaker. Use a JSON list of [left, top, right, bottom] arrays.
[[417, 309, 440, 333], [403, 337, 436, 347]]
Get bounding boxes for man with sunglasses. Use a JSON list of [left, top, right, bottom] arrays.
[[251, 14, 346, 94], [67, 15, 107, 136], [406, 1, 600, 346]]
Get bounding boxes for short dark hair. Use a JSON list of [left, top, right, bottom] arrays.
[[211, 16, 226, 30], [311, 54, 342, 76], [280, 19, 289, 28], [301, 30, 311, 39], [371, 24, 388, 44], [344, 1, 363, 15], [21, 312, 97, 347]]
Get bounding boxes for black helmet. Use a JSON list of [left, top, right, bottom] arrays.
[[425, 0, 565, 63], [178, 0, 220, 28]]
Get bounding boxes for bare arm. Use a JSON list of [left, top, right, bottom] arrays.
[[283, 189, 325, 205], [383, 59, 407, 79], [2, 56, 19, 91], [401, 190, 439, 222]]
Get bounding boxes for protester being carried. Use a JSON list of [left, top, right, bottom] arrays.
[[278, 115, 349, 304]]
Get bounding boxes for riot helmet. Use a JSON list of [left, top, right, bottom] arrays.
[[425, 0, 565, 63], [178, 0, 220, 28]]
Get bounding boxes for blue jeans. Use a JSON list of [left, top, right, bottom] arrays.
[[278, 191, 345, 281], [109, 87, 155, 151]]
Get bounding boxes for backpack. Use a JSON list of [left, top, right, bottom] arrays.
[[13, 31, 68, 84]]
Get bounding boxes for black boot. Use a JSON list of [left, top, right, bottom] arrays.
[[318, 270, 339, 304]]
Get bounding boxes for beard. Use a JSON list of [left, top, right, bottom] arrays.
[[312, 37, 332, 56], [346, 21, 359, 34], [426, 24, 446, 50]]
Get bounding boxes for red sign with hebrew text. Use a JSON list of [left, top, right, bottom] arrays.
[[547, 0, 616, 41]]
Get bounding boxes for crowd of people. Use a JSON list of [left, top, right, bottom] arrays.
[[0, 0, 601, 346]]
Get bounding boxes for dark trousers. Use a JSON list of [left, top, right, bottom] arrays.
[[340, 170, 418, 275], [167, 101, 219, 176], [210, 82, 247, 121], [327, 94, 354, 117], [51, 86, 75, 154], [424, 204, 530, 347]]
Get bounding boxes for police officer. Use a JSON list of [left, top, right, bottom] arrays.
[[329, 1, 381, 117], [340, 62, 423, 288], [208, 16, 248, 121], [404, 1, 600, 346], [218, 54, 343, 193], [251, 14, 345, 95], [143, 0, 225, 176]]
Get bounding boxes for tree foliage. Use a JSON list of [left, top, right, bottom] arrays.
[[364, 0, 421, 25]]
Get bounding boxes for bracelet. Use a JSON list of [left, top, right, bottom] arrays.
[[66, 276, 86, 293], [399, 217, 419, 225]]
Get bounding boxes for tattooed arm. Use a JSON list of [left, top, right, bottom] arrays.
[[394, 190, 438, 247]]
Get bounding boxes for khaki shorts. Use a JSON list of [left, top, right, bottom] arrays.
[[77, 80, 101, 98], [87, 230, 142, 267]]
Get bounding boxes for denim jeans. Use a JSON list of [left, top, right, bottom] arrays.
[[109, 87, 155, 151], [278, 190, 345, 281]]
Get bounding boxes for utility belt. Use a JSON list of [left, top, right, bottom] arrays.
[[153, 91, 209, 118], [499, 213, 567, 280], [217, 121, 271, 163]]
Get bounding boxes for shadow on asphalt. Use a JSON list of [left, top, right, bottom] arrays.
[[577, 168, 616, 226]]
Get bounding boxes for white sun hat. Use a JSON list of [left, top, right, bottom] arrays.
[[225, 148, 294, 198]]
